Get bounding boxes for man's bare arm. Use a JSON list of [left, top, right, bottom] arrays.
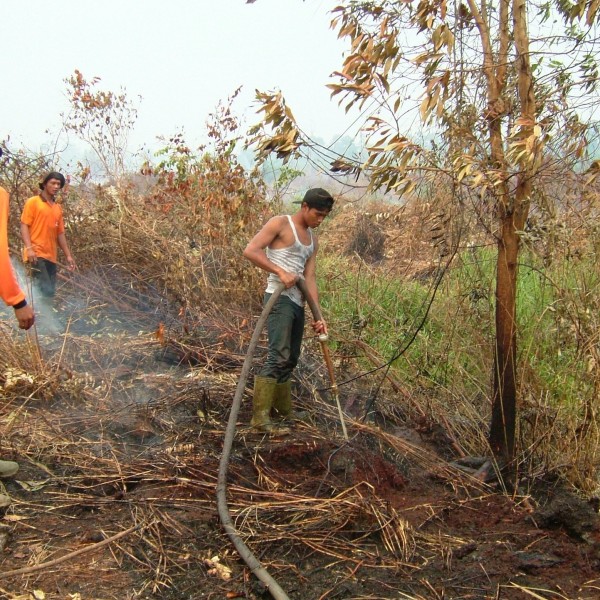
[[20, 223, 37, 263], [303, 238, 327, 335], [243, 217, 298, 288], [57, 233, 76, 270]]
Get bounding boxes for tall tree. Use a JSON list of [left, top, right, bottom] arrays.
[[250, 0, 600, 466]]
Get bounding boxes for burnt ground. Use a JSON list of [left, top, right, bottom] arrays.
[[1, 272, 600, 600]]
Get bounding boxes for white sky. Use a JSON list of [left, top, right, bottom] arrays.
[[2, 0, 353, 157]]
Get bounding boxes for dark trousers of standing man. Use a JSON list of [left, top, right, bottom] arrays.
[[31, 258, 57, 297], [259, 293, 305, 383]]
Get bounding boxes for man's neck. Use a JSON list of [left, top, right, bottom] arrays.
[[292, 211, 308, 230], [40, 190, 55, 204]]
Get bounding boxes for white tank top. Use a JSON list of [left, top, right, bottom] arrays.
[[265, 215, 314, 306]]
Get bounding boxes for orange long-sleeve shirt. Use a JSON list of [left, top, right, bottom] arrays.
[[0, 186, 26, 307]]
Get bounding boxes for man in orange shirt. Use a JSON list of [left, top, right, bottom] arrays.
[[20, 171, 76, 297], [0, 181, 34, 497]]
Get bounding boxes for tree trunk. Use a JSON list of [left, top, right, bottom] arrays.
[[489, 212, 520, 463], [488, 0, 535, 466]]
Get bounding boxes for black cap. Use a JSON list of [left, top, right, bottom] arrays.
[[295, 188, 334, 211], [39, 171, 66, 190]]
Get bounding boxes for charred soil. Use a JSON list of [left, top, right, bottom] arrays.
[[1, 273, 599, 600]]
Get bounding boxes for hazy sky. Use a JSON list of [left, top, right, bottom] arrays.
[[2, 0, 354, 158]]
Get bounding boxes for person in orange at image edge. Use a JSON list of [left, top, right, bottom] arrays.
[[20, 171, 76, 298], [0, 162, 35, 500]]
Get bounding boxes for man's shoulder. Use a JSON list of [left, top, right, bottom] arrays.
[[21, 195, 44, 218], [24, 195, 42, 205], [265, 214, 290, 229]]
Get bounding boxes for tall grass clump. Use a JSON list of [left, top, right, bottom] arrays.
[[318, 227, 600, 490], [317, 251, 489, 455], [515, 248, 600, 492]]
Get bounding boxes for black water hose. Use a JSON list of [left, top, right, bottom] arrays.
[[216, 280, 322, 600]]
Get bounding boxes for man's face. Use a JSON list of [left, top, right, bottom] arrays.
[[44, 178, 63, 197], [304, 206, 331, 228]]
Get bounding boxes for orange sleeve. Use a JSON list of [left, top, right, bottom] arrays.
[[0, 187, 26, 307], [20, 196, 34, 225]]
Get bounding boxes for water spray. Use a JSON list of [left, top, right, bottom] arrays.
[[317, 332, 348, 441]]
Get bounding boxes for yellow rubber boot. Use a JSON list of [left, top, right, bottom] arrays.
[[250, 376, 289, 434], [251, 376, 276, 430], [272, 381, 308, 422], [0, 460, 19, 478], [272, 380, 292, 418], [0, 460, 18, 508]]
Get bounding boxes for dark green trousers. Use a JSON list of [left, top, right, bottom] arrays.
[[259, 293, 305, 383]]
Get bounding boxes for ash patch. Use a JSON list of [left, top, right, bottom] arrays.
[[533, 488, 600, 541]]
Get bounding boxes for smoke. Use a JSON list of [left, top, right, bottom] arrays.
[[11, 262, 65, 336]]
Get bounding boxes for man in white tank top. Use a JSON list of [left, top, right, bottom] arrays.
[[243, 188, 334, 432]]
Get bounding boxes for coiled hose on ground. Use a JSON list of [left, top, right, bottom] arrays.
[[216, 280, 322, 600]]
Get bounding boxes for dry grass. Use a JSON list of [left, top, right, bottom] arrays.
[[0, 281, 504, 598], [0, 166, 599, 597]]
